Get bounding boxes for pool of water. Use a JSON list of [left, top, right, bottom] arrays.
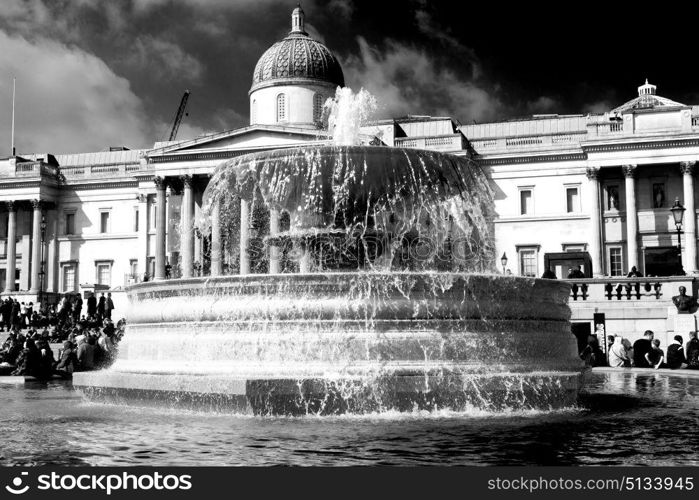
[[1, 371, 697, 466]]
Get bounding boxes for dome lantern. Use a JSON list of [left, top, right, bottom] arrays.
[[291, 4, 306, 34]]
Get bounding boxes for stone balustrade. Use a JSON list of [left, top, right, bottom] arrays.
[[60, 163, 141, 178], [394, 134, 465, 151], [562, 276, 695, 303]]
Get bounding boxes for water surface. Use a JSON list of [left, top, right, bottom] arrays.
[[1, 371, 697, 466]]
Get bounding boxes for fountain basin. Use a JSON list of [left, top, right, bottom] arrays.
[[73, 273, 584, 415]]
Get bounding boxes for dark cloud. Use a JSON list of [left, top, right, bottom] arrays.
[[0, 0, 696, 154]]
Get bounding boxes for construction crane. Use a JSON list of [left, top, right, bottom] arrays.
[[168, 89, 190, 141]]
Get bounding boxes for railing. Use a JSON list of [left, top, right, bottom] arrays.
[[11, 162, 60, 177], [468, 131, 587, 153], [394, 134, 464, 151], [561, 277, 694, 302], [588, 121, 624, 136], [61, 162, 140, 178]]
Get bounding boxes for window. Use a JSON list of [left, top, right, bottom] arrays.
[[129, 259, 138, 277], [518, 248, 538, 277], [65, 212, 75, 235], [62, 263, 76, 292], [276, 93, 286, 122], [609, 247, 623, 276], [519, 189, 533, 215], [566, 186, 580, 213], [100, 211, 110, 233], [251, 99, 257, 124], [606, 185, 620, 210], [313, 93, 324, 123], [96, 261, 112, 286], [134, 208, 139, 232]]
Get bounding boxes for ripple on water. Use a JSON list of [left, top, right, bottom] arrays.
[[0, 372, 697, 465]]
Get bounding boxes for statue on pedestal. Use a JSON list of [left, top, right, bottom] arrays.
[[672, 286, 697, 314]]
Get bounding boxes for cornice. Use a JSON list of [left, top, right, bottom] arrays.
[[582, 137, 699, 153]]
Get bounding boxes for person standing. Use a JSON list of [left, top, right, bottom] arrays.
[[97, 293, 106, 323], [105, 293, 115, 320], [11, 299, 21, 330], [73, 295, 83, 323], [608, 336, 629, 367], [633, 330, 654, 368], [666, 335, 686, 369], [87, 292, 97, 319], [686, 331, 699, 369]]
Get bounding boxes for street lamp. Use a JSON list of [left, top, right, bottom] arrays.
[[670, 197, 686, 275], [38, 214, 47, 311], [501, 252, 508, 274]]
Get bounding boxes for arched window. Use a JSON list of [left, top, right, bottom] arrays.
[[313, 93, 323, 123], [276, 93, 286, 122], [251, 99, 257, 124]]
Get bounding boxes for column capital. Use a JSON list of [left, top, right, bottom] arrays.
[[5, 201, 16, 212], [680, 161, 696, 175], [585, 167, 600, 180], [30, 199, 43, 210], [180, 174, 193, 188], [137, 193, 148, 203], [622, 164, 637, 178], [154, 176, 167, 190]]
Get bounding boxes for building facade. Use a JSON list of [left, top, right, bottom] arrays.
[[1, 7, 698, 344]]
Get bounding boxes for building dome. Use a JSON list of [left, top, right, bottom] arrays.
[[250, 6, 344, 93]]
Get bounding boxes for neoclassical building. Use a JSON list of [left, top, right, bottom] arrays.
[[1, 7, 699, 343]]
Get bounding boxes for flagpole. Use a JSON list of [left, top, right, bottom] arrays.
[[11, 77, 16, 156]]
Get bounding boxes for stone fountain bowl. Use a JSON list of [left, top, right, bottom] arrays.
[[73, 272, 584, 415]]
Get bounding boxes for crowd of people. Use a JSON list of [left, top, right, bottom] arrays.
[[0, 292, 124, 380], [581, 329, 699, 370]]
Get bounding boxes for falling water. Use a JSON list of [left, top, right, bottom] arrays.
[[325, 87, 377, 146], [74, 87, 584, 416]]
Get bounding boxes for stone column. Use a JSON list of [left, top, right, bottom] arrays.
[[4, 202, 16, 293], [681, 161, 697, 274], [622, 165, 638, 272], [210, 200, 222, 276], [136, 194, 148, 280], [180, 175, 195, 278], [586, 168, 604, 277], [29, 200, 43, 294], [239, 199, 250, 275], [47, 211, 58, 293], [269, 208, 280, 274], [154, 177, 167, 280]]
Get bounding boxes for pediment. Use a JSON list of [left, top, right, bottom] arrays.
[[147, 125, 327, 158]]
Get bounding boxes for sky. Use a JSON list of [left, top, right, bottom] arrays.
[[0, 0, 697, 155]]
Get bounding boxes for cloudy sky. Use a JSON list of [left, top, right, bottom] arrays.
[[0, 0, 696, 155]]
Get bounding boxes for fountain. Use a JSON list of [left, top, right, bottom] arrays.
[[73, 88, 584, 415]]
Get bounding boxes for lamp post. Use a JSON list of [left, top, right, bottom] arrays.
[[501, 252, 508, 274], [38, 214, 47, 312], [670, 197, 686, 275]]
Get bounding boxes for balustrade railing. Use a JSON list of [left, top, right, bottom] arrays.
[[560, 277, 693, 302], [394, 134, 463, 151]]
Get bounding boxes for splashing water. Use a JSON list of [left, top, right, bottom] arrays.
[[325, 87, 377, 146], [200, 86, 495, 274], [73, 87, 583, 416]]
